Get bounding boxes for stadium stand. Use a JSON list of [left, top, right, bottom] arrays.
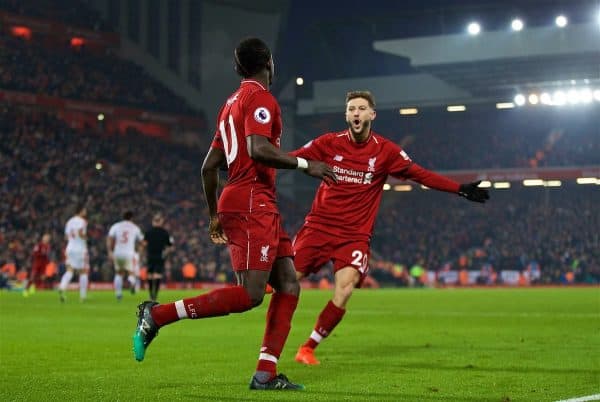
[[0, 35, 194, 115], [371, 184, 600, 286], [0, 0, 111, 31], [0, 105, 216, 284]]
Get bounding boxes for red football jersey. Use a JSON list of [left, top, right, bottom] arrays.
[[211, 80, 282, 213], [292, 130, 460, 240]]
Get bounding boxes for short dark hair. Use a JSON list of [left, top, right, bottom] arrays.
[[346, 91, 376, 108], [234, 37, 271, 78], [123, 211, 134, 220]]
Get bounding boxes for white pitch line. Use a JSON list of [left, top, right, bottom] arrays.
[[555, 394, 600, 402]]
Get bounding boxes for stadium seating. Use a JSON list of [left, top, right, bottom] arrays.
[[1, 35, 195, 115], [0, 0, 111, 31]]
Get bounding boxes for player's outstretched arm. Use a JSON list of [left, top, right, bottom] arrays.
[[247, 135, 337, 184], [401, 163, 489, 203]]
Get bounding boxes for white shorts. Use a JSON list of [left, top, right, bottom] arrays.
[[113, 252, 135, 272], [66, 250, 89, 270]]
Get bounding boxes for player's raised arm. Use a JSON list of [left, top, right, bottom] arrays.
[[248, 134, 337, 184]]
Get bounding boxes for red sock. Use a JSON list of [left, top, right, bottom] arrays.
[[303, 300, 346, 349], [151, 286, 252, 327], [256, 292, 299, 378]]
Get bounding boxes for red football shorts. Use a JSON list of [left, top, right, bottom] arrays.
[[31, 262, 46, 277], [293, 225, 371, 286], [218, 212, 293, 272]]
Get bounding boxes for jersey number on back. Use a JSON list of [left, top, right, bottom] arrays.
[[219, 115, 238, 166]]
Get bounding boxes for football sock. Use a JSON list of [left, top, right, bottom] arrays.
[[114, 274, 123, 297], [147, 279, 154, 299], [151, 286, 253, 327], [135, 278, 141, 293], [303, 300, 346, 350], [79, 274, 88, 299], [127, 274, 136, 288], [256, 292, 299, 380], [151, 278, 161, 300], [59, 270, 73, 291]]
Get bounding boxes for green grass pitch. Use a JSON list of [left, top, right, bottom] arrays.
[[1, 287, 598, 401]]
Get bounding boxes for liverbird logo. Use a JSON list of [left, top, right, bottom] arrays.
[[260, 245, 270, 262], [368, 157, 377, 172]]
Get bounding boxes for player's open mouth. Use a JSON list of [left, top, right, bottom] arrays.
[[353, 119, 361, 126]]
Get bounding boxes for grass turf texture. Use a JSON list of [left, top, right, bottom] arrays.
[[1, 288, 598, 401]]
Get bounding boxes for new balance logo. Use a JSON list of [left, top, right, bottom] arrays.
[[141, 320, 151, 334], [333, 155, 343, 162]]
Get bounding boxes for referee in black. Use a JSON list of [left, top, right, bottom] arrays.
[[144, 213, 173, 301]]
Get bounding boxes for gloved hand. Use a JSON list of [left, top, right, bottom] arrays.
[[458, 180, 490, 203]]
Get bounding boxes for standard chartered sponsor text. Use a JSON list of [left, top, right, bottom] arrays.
[[334, 165, 365, 183]]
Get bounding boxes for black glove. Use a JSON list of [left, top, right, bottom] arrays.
[[458, 180, 490, 203]]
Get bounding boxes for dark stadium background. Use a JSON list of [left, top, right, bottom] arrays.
[[1, 0, 599, 289]]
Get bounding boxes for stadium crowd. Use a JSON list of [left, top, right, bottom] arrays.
[[370, 185, 599, 286], [2, 104, 598, 288], [0, 35, 195, 115], [1, 105, 220, 284], [0, 0, 111, 32]]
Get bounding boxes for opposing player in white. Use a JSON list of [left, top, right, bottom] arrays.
[[107, 211, 144, 300], [59, 205, 89, 302]]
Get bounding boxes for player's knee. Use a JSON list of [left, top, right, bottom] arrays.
[[276, 279, 300, 297], [245, 287, 265, 307]]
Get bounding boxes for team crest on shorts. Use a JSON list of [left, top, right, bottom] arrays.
[[260, 245, 270, 262], [254, 107, 271, 124]]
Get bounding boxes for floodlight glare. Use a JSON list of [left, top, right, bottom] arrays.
[[555, 15, 568, 27], [567, 89, 580, 104], [528, 94, 539, 105], [514, 94, 526, 106], [467, 22, 481, 35], [540, 93, 552, 105], [580, 89, 593, 103], [511, 19, 524, 31], [593, 89, 600, 102], [295, 77, 304, 86], [553, 90, 566, 105]]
